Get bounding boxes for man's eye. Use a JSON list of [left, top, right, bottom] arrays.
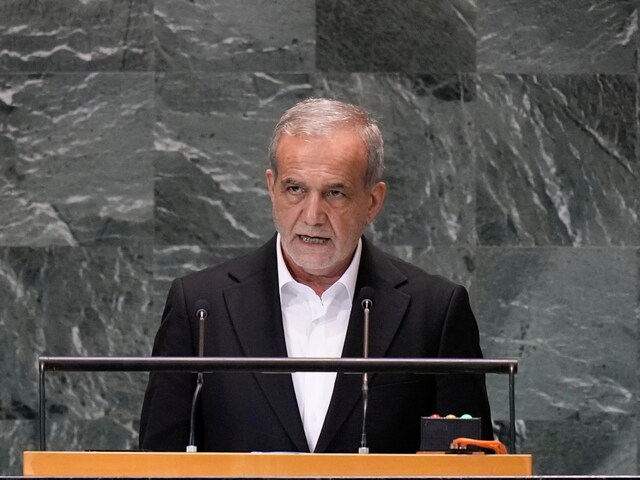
[[326, 190, 344, 198], [286, 185, 303, 194]]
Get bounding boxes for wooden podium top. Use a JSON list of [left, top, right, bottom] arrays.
[[23, 451, 532, 477]]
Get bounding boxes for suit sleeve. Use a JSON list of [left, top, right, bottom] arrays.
[[139, 278, 198, 450], [435, 285, 493, 440]]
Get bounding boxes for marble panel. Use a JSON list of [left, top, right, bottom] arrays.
[[477, 0, 638, 74], [154, 72, 313, 248], [0, 245, 153, 458], [316, 0, 476, 73], [471, 74, 638, 246], [379, 245, 476, 291], [315, 73, 476, 247], [474, 247, 638, 423], [0, 0, 154, 72], [154, 0, 315, 72], [0, 420, 36, 475], [43, 372, 148, 452], [0, 73, 154, 246], [497, 416, 637, 474]]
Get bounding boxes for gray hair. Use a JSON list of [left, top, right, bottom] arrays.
[[268, 98, 384, 186]]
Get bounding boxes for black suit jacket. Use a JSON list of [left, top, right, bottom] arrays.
[[139, 235, 492, 452]]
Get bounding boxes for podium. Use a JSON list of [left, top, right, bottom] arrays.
[[23, 451, 532, 476], [33, 357, 525, 477]]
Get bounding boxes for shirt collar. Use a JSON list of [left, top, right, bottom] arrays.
[[276, 233, 362, 302]]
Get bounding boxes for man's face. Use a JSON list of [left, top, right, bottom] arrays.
[[266, 130, 386, 283]]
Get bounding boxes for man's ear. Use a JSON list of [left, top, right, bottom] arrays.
[[265, 169, 275, 198], [366, 181, 386, 224]]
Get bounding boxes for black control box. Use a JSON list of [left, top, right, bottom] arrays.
[[419, 417, 481, 451]]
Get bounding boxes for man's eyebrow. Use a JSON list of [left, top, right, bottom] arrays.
[[281, 178, 350, 190], [282, 177, 303, 185]]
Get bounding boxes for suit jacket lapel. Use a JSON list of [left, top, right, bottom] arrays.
[[315, 238, 410, 452], [222, 236, 309, 452]]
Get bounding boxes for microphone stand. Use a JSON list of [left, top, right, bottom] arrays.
[[359, 296, 372, 454], [186, 306, 208, 452]]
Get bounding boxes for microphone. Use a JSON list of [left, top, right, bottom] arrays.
[[195, 305, 208, 358], [358, 286, 374, 454], [187, 300, 210, 453]]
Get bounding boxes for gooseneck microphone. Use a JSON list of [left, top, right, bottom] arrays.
[[358, 286, 374, 454], [187, 300, 210, 453]]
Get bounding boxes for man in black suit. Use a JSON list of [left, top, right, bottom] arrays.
[[139, 98, 492, 453]]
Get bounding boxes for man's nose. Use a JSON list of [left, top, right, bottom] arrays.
[[302, 193, 326, 226]]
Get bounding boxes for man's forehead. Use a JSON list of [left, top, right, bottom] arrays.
[[276, 130, 366, 157], [272, 130, 368, 182]]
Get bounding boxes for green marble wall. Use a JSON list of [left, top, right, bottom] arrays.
[[0, 0, 638, 474]]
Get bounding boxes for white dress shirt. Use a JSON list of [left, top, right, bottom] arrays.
[[276, 234, 362, 452]]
